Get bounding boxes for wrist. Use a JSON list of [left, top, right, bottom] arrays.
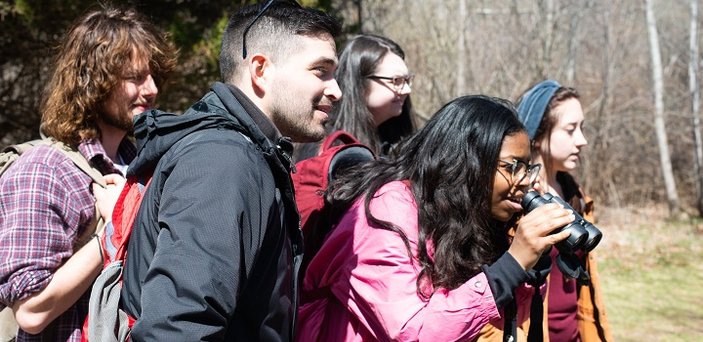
[[506, 246, 531, 271], [92, 234, 104, 265]]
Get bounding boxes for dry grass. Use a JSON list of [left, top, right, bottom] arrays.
[[594, 205, 703, 341]]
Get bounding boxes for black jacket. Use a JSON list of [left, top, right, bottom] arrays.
[[121, 83, 304, 341]]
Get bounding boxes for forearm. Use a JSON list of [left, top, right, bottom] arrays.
[[12, 237, 102, 334], [481, 252, 530, 309]]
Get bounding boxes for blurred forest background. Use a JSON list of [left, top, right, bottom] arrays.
[[2, 0, 703, 216]]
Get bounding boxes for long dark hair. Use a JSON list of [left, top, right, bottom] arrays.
[[330, 34, 416, 155], [320, 95, 526, 294]]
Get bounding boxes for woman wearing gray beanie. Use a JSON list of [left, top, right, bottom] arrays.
[[515, 80, 612, 342]]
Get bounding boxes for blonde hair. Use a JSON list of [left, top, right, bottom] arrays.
[[41, 7, 177, 146]]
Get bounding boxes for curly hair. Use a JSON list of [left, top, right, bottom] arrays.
[[315, 95, 525, 295], [41, 7, 177, 146]]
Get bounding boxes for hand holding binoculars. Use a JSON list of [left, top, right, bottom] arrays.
[[521, 191, 603, 281]]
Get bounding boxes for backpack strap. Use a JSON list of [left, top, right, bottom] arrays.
[[47, 139, 106, 188], [2, 138, 108, 250], [88, 261, 131, 342], [86, 172, 153, 342], [320, 130, 361, 152], [2, 138, 106, 188], [43, 138, 109, 248]]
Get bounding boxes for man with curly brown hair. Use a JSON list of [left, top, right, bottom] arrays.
[[0, 7, 176, 341]]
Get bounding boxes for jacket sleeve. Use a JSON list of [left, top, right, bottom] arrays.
[[334, 183, 504, 342], [129, 141, 271, 341]]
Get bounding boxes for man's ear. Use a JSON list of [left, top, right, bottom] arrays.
[[248, 53, 273, 95]]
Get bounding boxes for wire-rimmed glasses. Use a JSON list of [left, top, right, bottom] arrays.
[[497, 159, 541, 185]]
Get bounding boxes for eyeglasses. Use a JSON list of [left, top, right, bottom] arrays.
[[242, 0, 302, 59], [367, 74, 414, 93], [497, 159, 541, 185]]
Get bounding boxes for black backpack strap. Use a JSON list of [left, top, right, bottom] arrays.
[[525, 251, 551, 342]]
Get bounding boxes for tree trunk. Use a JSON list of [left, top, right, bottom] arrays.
[[455, 0, 467, 97], [690, 0, 703, 216], [357, 0, 363, 33], [565, 0, 582, 84], [539, 0, 555, 77], [645, 0, 680, 215]]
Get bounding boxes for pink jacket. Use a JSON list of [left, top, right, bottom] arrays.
[[297, 181, 536, 342]]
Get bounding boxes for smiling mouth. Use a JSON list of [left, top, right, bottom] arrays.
[[315, 104, 332, 114]]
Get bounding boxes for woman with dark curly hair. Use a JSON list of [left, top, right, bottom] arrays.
[[297, 95, 574, 341]]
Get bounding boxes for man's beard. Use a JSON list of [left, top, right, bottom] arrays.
[[101, 107, 134, 133], [269, 85, 327, 142]]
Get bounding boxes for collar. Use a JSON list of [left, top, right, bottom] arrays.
[[226, 84, 282, 143], [224, 84, 295, 166], [78, 137, 136, 176]]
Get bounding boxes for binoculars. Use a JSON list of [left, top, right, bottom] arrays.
[[521, 191, 602, 254]]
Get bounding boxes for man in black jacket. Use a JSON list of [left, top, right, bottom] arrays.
[[120, 2, 342, 340]]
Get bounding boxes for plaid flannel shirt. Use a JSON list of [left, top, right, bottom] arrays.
[[0, 138, 135, 342]]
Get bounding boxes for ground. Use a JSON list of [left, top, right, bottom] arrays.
[[595, 204, 703, 341]]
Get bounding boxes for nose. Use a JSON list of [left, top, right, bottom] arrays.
[[515, 169, 536, 192], [141, 74, 158, 100], [574, 127, 588, 148], [325, 78, 342, 102], [398, 82, 412, 96]]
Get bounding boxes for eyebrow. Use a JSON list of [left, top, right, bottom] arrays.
[[311, 56, 337, 67], [499, 156, 530, 163]]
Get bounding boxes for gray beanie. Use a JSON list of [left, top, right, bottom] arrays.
[[516, 80, 561, 140]]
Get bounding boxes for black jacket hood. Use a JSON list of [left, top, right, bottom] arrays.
[[129, 108, 236, 177], [128, 82, 293, 177]]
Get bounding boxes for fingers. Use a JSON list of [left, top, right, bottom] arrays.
[[102, 173, 126, 186], [521, 203, 575, 237], [548, 230, 572, 245], [508, 203, 576, 270], [92, 174, 126, 222]]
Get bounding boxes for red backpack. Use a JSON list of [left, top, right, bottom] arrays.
[[292, 130, 374, 234], [82, 172, 154, 342], [292, 130, 374, 296]]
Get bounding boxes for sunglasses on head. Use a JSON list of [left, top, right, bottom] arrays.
[[242, 0, 302, 59]]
